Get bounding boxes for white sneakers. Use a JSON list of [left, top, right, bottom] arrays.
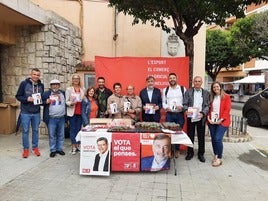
[[71, 147, 80, 155]]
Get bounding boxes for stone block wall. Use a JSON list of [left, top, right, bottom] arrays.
[[0, 11, 82, 135]]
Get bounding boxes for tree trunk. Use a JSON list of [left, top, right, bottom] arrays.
[[183, 37, 194, 87], [207, 72, 216, 82]]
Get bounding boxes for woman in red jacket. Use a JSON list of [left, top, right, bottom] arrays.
[[208, 81, 231, 167]]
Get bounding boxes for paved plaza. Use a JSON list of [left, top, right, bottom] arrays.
[[0, 131, 267, 201]]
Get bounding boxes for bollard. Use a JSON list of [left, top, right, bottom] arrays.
[[231, 115, 235, 135], [239, 116, 243, 135], [224, 115, 248, 136], [242, 117, 248, 134], [235, 115, 239, 135]]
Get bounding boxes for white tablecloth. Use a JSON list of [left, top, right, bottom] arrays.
[[171, 131, 193, 147], [76, 130, 193, 147]]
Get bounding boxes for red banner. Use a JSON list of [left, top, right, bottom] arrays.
[[95, 56, 189, 150], [111, 133, 140, 172], [95, 56, 189, 94]]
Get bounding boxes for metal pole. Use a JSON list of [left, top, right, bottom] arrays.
[[231, 115, 234, 135]]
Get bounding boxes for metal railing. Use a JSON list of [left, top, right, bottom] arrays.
[[226, 115, 248, 137]]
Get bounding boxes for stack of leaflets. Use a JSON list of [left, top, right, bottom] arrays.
[[187, 107, 200, 122]]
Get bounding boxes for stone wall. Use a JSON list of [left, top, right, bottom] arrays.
[[0, 11, 82, 134]]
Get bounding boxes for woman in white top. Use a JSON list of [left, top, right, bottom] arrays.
[[66, 74, 85, 154], [207, 81, 231, 167]]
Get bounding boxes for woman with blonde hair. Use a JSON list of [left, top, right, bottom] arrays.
[[66, 74, 85, 154], [207, 81, 231, 167]]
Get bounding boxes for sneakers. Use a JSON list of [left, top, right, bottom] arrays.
[[22, 148, 40, 158], [22, 149, 29, 158], [33, 148, 41, 156], [71, 147, 77, 155]]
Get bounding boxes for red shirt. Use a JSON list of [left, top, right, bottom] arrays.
[[74, 88, 82, 115], [74, 102, 82, 115], [90, 100, 98, 118]]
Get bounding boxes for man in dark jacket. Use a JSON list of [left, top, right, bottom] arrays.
[[93, 137, 109, 171], [95, 77, 112, 118], [16, 68, 44, 158], [42, 79, 66, 158], [183, 76, 210, 162], [139, 76, 162, 122]]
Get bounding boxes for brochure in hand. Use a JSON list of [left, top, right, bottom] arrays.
[[32, 93, 42, 105], [187, 107, 200, 122], [211, 111, 219, 123], [110, 102, 118, 114], [144, 103, 155, 114]]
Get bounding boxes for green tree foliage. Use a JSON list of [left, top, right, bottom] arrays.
[[108, 0, 267, 85], [230, 10, 268, 62], [206, 30, 242, 81]]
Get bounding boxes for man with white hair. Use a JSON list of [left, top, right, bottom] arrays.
[[42, 79, 66, 158]]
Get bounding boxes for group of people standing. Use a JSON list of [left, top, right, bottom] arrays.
[[16, 68, 231, 167]]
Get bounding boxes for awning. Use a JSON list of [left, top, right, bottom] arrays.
[[233, 75, 265, 84], [0, 2, 46, 26]]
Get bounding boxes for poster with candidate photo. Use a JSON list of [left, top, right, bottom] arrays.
[[111, 133, 140, 172], [140, 133, 171, 172], [80, 132, 111, 176]]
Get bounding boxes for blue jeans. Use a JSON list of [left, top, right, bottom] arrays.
[[48, 117, 65, 152], [208, 124, 228, 159], [21, 113, 40, 149], [69, 115, 82, 144], [166, 112, 185, 150]]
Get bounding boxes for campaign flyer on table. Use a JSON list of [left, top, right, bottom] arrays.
[[111, 133, 140, 172], [80, 132, 111, 176], [140, 133, 171, 172]]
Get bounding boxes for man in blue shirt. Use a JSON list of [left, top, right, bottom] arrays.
[[16, 68, 44, 158]]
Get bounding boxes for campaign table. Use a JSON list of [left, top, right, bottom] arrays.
[[76, 130, 193, 176]]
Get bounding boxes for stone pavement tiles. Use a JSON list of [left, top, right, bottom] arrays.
[[0, 134, 268, 201]]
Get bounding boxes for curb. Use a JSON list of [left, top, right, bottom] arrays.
[[205, 133, 253, 143]]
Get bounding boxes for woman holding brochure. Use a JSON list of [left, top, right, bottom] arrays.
[[207, 81, 231, 167], [66, 74, 85, 155]]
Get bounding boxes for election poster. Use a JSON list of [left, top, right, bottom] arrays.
[[111, 133, 140, 172], [140, 133, 171, 172], [79, 132, 112, 176]]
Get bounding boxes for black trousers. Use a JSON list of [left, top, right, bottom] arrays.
[[187, 117, 206, 156]]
